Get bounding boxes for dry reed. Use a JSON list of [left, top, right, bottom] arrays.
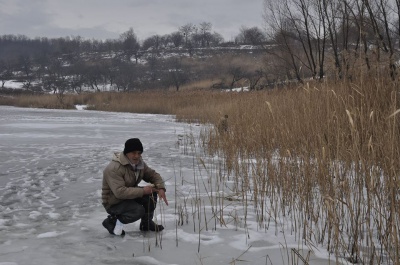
[[199, 76, 399, 264]]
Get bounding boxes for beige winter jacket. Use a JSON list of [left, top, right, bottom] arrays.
[[101, 152, 166, 210]]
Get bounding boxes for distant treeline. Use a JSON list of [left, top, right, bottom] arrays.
[[0, 24, 273, 94], [0, 22, 267, 62], [0, 22, 273, 93]]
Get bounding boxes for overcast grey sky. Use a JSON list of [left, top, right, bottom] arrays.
[[0, 0, 265, 42]]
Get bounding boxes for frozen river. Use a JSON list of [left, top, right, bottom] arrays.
[[0, 106, 338, 265]]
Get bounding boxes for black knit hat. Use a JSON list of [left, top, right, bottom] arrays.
[[123, 138, 143, 154]]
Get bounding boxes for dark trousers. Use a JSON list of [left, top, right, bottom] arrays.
[[106, 192, 158, 224]]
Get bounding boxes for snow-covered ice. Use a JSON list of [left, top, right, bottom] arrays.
[[0, 106, 340, 265]]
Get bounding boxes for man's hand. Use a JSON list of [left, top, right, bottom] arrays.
[[157, 189, 168, 206], [142, 186, 168, 206]]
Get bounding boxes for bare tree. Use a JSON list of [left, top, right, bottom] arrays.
[[364, 0, 398, 79], [199, 22, 212, 47], [18, 54, 35, 89], [142, 35, 163, 53], [321, 0, 344, 77], [264, 0, 304, 81], [170, 31, 184, 47], [179, 23, 195, 47], [42, 57, 70, 104], [246, 69, 264, 90], [164, 58, 189, 91], [114, 62, 138, 91], [288, 0, 326, 79], [0, 59, 14, 88], [396, 0, 400, 49], [227, 65, 245, 89], [210, 32, 224, 46], [147, 53, 160, 82], [120, 28, 141, 63], [236, 26, 266, 45], [83, 63, 105, 92]]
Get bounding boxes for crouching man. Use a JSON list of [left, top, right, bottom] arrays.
[[101, 138, 168, 236]]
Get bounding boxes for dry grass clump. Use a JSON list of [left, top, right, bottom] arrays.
[[0, 93, 79, 109], [82, 89, 243, 124], [0, 89, 239, 123]]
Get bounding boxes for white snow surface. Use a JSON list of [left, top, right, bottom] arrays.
[[2, 81, 24, 89], [0, 106, 341, 265]]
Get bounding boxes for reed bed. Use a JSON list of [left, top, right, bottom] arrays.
[[199, 77, 399, 264]]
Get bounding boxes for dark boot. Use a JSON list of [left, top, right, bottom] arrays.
[[102, 215, 125, 236], [139, 212, 164, 232]]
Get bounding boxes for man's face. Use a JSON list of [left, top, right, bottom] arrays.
[[126, 151, 142, 165]]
